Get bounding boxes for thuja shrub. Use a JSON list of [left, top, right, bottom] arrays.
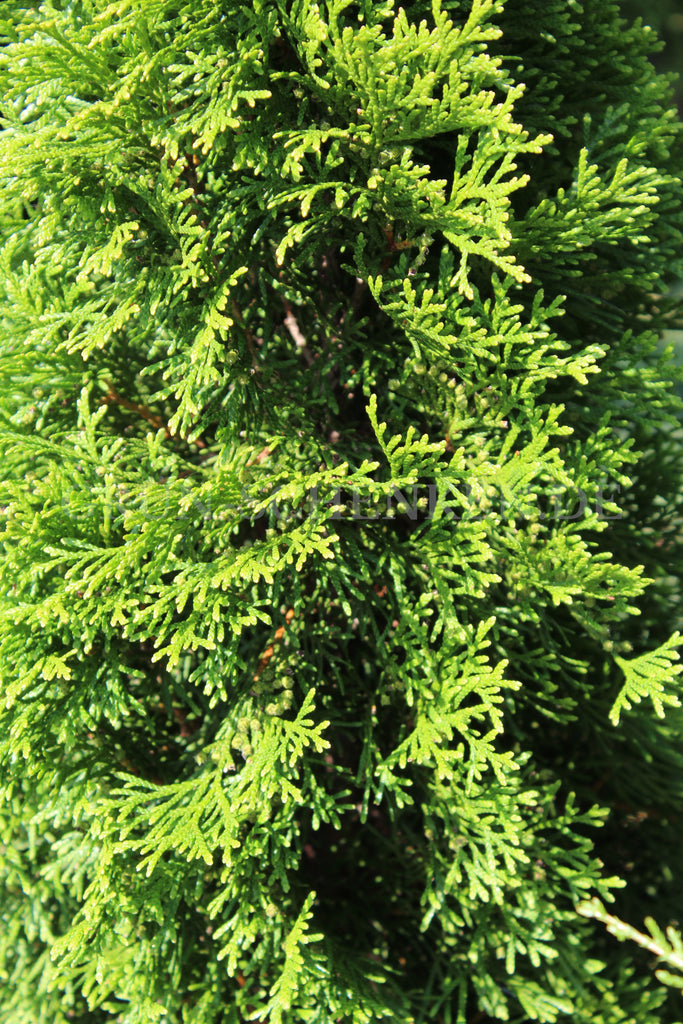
[[1, 1, 683, 1021]]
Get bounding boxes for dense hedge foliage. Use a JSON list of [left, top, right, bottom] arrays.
[[1, 1, 683, 1022], [620, 0, 683, 111]]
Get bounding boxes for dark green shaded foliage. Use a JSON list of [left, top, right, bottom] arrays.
[[619, 0, 683, 112], [0, 1, 683, 1022]]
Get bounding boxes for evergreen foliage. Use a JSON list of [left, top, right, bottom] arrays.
[[0, 1, 682, 1021], [619, 0, 683, 111]]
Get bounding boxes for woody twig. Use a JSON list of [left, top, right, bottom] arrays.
[[101, 382, 207, 449]]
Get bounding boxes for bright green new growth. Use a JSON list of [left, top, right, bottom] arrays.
[[1, 0, 683, 1022]]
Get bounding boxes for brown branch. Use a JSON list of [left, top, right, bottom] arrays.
[[381, 222, 418, 273], [283, 298, 315, 366], [253, 608, 295, 681], [100, 382, 207, 449], [101, 383, 167, 432]]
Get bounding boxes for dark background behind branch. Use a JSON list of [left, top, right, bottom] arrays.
[[621, 0, 683, 113]]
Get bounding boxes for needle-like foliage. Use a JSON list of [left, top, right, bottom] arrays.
[[1, 1, 683, 1022]]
